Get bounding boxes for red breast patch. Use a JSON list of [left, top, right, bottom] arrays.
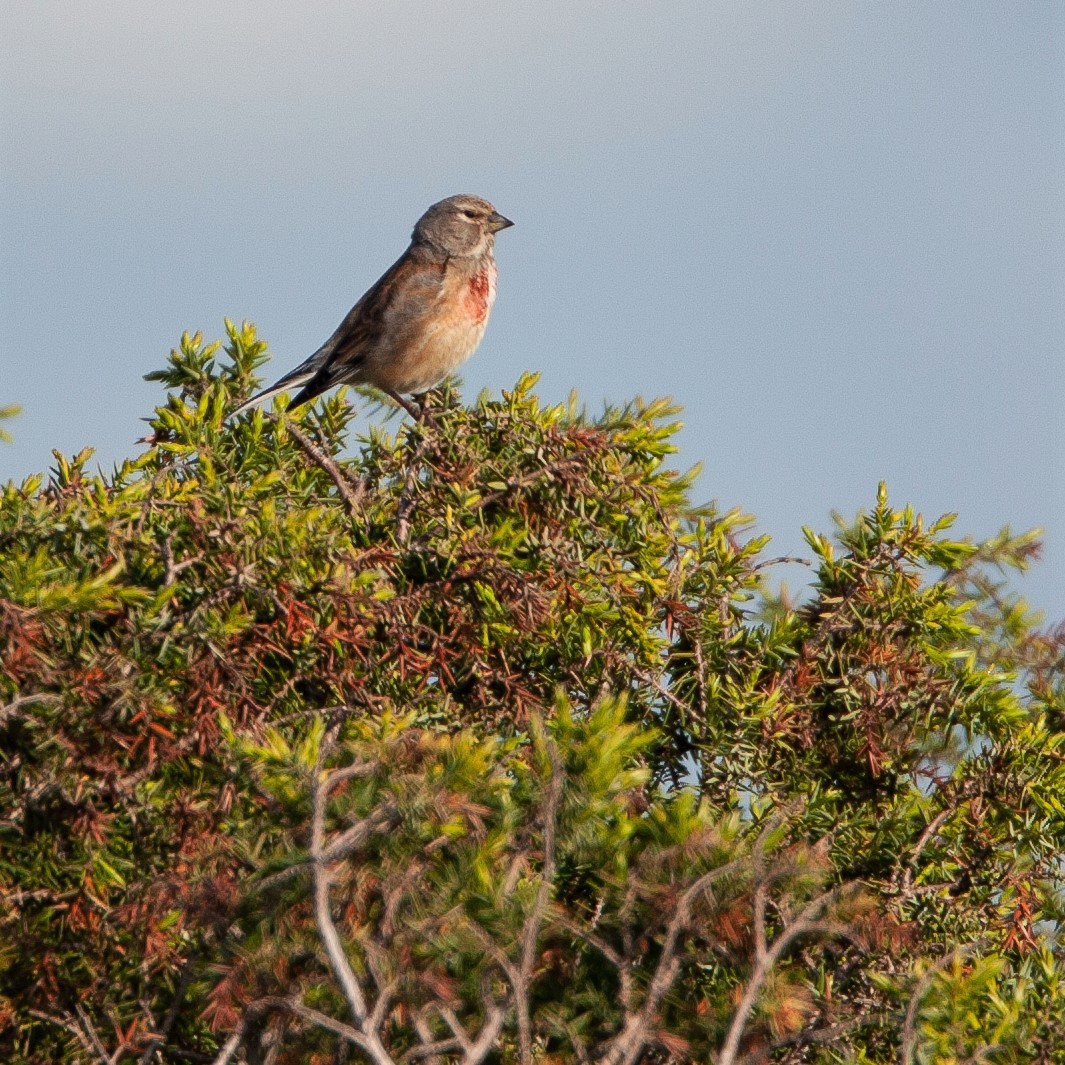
[[464, 271, 491, 323]]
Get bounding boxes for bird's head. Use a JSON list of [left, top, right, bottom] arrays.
[[412, 194, 514, 259]]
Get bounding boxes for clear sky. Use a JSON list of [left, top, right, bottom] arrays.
[[2, 2, 1062, 617]]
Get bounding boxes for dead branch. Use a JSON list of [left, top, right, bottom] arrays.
[[254, 797, 397, 895], [209, 1025, 245, 1065], [312, 758, 371, 1030], [28, 1009, 118, 1065], [898, 803, 957, 901]]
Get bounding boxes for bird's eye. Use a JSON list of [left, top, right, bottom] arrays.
[[462, 210, 477, 219]]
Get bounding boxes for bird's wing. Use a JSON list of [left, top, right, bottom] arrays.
[[233, 248, 446, 416], [286, 251, 447, 410]]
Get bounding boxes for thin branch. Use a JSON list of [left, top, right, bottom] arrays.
[[76, 1006, 120, 1065], [717, 883, 859, 1065], [736, 1016, 867, 1065], [435, 983, 507, 1065], [554, 913, 625, 970], [265, 997, 376, 1058], [29, 1010, 114, 1065], [159, 537, 202, 586], [750, 555, 812, 573], [282, 418, 365, 514], [403, 1012, 457, 1065], [209, 1027, 245, 1065], [364, 940, 399, 1034], [255, 800, 397, 894], [463, 1001, 506, 1065], [436, 1006, 472, 1053], [311, 765, 370, 1026], [752, 882, 768, 963], [899, 804, 956, 901], [598, 857, 745, 1065], [691, 635, 709, 730], [309, 751, 398, 1065], [401, 1037, 464, 1063], [628, 664, 691, 721], [0, 692, 61, 726], [384, 388, 422, 421]]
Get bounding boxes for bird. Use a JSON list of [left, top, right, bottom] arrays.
[[233, 194, 513, 419]]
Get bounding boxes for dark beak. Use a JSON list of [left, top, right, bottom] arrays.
[[489, 212, 514, 232]]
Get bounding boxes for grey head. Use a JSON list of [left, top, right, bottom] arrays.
[[411, 194, 514, 259]]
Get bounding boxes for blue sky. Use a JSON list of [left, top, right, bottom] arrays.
[[2, 2, 1062, 617]]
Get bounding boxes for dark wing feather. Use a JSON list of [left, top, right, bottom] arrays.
[[232, 244, 446, 415], [285, 249, 446, 410]]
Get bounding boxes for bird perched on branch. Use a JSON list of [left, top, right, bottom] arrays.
[[234, 194, 514, 419]]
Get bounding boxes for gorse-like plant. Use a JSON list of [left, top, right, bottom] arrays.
[[1, 323, 1063, 1064]]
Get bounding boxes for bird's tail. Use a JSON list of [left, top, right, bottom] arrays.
[[230, 371, 316, 418], [230, 341, 337, 418]]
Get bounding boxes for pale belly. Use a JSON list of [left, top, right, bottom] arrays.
[[381, 316, 489, 394], [369, 261, 497, 394]]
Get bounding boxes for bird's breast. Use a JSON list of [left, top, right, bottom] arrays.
[[463, 261, 497, 323], [366, 257, 497, 395]]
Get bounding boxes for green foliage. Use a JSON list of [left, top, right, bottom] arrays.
[[1, 324, 1063, 1063], [0, 405, 19, 444]]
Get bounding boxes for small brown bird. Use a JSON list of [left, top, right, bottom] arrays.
[[234, 194, 513, 417]]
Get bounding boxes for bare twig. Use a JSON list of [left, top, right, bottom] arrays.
[[736, 1017, 867, 1065], [0, 692, 61, 726], [750, 555, 812, 573], [555, 913, 625, 970], [692, 635, 709, 728], [282, 418, 365, 514], [628, 664, 691, 721], [384, 388, 422, 421], [435, 981, 507, 1065], [898, 804, 956, 901], [401, 1037, 464, 1062], [464, 1001, 506, 1065], [307, 750, 398, 1065], [403, 1011, 459, 1065], [598, 857, 745, 1065], [209, 1026, 245, 1065], [29, 1009, 116, 1065], [437, 1005, 473, 1052], [159, 537, 202, 586], [717, 882, 860, 1065], [255, 796, 396, 894], [311, 766, 370, 1026]]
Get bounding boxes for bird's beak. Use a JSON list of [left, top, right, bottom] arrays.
[[489, 212, 514, 232]]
